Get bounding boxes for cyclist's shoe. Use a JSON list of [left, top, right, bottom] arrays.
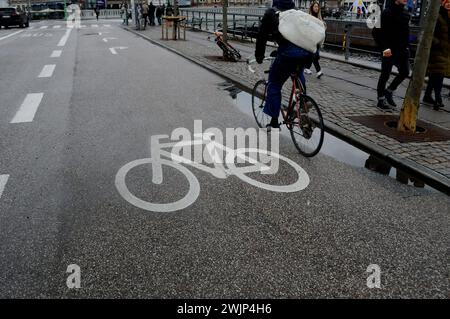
[[316, 71, 323, 79], [266, 117, 280, 131], [422, 94, 436, 105], [384, 90, 397, 107], [304, 68, 312, 75], [377, 99, 394, 112]]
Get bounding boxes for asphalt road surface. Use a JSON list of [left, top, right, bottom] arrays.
[[0, 20, 448, 298]]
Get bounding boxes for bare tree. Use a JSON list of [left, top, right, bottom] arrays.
[[397, 0, 441, 133]]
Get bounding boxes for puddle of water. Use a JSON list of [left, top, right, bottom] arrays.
[[228, 88, 438, 193]]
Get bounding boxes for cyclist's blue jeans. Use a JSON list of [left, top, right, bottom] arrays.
[[263, 51, 310, 119]]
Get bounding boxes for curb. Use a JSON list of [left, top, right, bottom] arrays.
[[124, 26, 450, 195]]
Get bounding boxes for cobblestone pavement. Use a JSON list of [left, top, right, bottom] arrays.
[[125, 24, 450, 190]]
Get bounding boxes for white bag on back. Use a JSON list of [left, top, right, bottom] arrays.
[[277, 9, 326, 54]]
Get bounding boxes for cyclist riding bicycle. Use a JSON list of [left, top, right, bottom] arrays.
[[255, 0, 316, 129]]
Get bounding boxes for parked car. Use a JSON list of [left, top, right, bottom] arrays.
[[0, 7, 29, 29]]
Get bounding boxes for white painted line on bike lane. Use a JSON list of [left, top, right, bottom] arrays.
[[0, 175, 10, 199]]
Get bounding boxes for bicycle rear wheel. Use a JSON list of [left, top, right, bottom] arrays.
[[288, 94, 324, 157], [251, 80, 271, 128]]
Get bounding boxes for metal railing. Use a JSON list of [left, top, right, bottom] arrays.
[[80, 9, 122, 20], [180, 7, 420, 62]]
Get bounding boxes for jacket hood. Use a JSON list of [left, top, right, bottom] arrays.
[[273, 0, 295, 11]]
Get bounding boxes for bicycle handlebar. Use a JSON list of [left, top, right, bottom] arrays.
[[247, 57, 275, 73]]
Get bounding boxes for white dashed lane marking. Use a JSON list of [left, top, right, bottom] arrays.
[[10, 93, 44, 124], [57, 28, 72, 47], [50, 50, 62, 58], [38, 64, 56, 78], [0, 175, 9, 199]]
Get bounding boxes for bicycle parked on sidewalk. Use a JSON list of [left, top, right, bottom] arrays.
[[213, 31, 241, 62], [248, 56, 325, 157]]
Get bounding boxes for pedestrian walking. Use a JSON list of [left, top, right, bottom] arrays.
[[142, 2, 149, 28], [304, 1, 325, 79], [423, 0, 450, 111], [94, 6, 100, 21], [149, 2, 156, 26], [375, 0, 411, 111], [156, 5, 162, 25]]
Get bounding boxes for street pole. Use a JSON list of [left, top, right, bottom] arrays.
[[64, 0, 67, 20], [222, 0, 228, 45]]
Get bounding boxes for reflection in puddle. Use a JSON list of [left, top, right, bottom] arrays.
[[229, 89, 438, 192]]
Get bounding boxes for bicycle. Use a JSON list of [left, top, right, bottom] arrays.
[[247, 57, 325, 157], [213, 31, 242, 62], [115, 133, 310, 213]]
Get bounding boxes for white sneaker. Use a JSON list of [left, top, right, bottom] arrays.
[[304, 68, 312, 75], [316, 71, 323, 79]]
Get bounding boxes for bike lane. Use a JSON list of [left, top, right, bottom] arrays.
[[2, 25, 447, 298]]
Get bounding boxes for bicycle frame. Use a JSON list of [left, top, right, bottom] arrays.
[[149, 133, 278, 185]]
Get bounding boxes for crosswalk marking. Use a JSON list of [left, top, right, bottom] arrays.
[[0, 175, 9, 199], [39, 25, 48, 29], [10, 93, 44, 124], [92, 24, 99, 28], [53, 25, 61, 29]]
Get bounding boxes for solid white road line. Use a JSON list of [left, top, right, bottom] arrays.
[[103, 24, 111, 27], [38, 64, 56, 78], [0, 30, 25, 42], [57, 28, 72, 47], [53, 25, 61, 29], [10, 93, 44, 123], [39, 25, 48, 29], [50, 50, 62, 58], [0, 174, 9, 199]]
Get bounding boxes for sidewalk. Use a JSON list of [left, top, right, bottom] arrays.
[[123, 24, 450, 194]]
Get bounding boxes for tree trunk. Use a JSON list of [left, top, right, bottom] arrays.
[[397, 1, 441, 133], [222, 0, 228, 45]]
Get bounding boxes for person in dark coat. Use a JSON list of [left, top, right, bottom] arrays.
[[423, 0, 450, 110], [376, 0, 411, 111], [149, 1, 156, 26], [156, 5, 162, 25]]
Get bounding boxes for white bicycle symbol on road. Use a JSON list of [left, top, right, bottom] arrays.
[[115, 133, 310, 212]]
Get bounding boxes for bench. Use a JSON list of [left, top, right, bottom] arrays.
[[190, 17, 203, 30], [229, 21, 259, 42]]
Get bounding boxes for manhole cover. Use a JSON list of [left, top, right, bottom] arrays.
[[349, 115, 450, 143]]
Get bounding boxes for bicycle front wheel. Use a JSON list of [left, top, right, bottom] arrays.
[[289, 95, 325, 157], [251, 80, 271, 128]]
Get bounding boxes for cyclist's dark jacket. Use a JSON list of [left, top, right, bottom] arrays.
[[255, 0, 295, 62], [379, 3, 411, 53]]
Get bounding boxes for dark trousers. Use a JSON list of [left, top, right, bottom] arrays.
[[157, 16, 162, 25], [312, 52, 321, 72], [149, 13, 155, 25], [143, 13, 148, 27], [377, 50, 410, 98], [263, 55, 307, 118], [425, 74, 444, 104]]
